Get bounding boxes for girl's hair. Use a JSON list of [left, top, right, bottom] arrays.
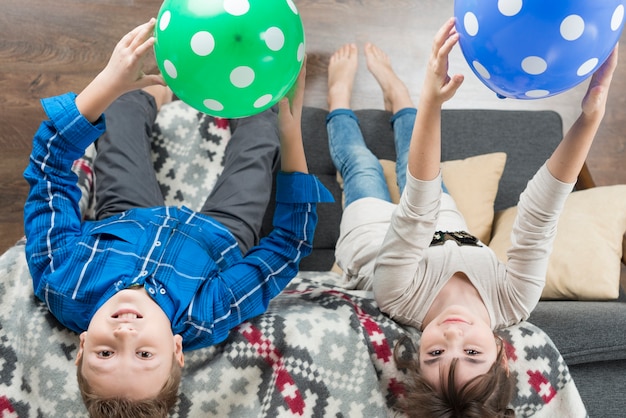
[[393, 335, 516, 418], [76, 354, 182, 418]]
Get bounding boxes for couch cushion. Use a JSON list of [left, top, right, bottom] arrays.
[[565, 360, 626, 416], [529, 293, 626, 365]]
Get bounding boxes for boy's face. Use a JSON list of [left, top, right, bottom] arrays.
[[419, 305, 499, 389], [75, 287, 184, 399]]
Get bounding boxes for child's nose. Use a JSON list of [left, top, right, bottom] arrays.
[[443, 326, 463, 339], [113, 324, 136, 337]]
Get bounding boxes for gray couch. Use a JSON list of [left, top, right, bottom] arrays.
[[261, 107, 626, 417]]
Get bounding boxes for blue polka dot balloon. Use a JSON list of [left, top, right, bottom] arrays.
[[154, 0, 305, 118], [454, 0, 625, 99]]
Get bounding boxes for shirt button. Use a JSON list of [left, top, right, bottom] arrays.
[[148, 288, 156, 295], [140, 270, 148, 277], [160, 288, 166, 295], [155, 241, 162, 247]]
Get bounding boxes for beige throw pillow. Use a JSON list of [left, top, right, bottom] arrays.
[[489, 185, 626, 300], [377, 152, 507, 243]]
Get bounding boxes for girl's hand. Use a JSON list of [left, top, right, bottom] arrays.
[[421, 17, 464, 106], [581, 44, 618, 118], [546, 46, 618, 183]]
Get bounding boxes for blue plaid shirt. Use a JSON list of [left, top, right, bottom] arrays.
[[23, 93, 333, 351]]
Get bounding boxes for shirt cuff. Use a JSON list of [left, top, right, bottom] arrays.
[[41, 93, 106, 152], [276, 172, 335, 203]]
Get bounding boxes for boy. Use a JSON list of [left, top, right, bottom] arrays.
[[23, 19, 332, 417]]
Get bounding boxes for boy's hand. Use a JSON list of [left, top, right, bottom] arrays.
[[421, 17, 464, 106], [99, 18, 165, 94], [76, 19, 165, 122], [278, 59, 306, 143], [278, 60, 308, 173]]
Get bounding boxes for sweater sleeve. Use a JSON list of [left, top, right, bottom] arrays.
[[372, 168, 442, 315], [503, 162, 574, 316]]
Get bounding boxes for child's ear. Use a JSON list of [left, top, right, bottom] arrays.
[[75, 332, 87, 365], [174, 334, 185, 367]]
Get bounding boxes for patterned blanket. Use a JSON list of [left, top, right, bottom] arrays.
[[0, 101, 587, 417], [0, 245, 587, 417]]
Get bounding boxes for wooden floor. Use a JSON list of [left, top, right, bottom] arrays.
[[2, 0, 625, 285]]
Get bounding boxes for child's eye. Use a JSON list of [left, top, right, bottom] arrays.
[[97, 350, 113, 358], [137, 351, 153, 358], [465, 349, 480, 355], [428, 349, 443, 356]]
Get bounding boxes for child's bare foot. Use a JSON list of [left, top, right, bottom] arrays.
[[143, 84, 173, 111], [328, 43, 358, 111], [364, 43, 413, 113]]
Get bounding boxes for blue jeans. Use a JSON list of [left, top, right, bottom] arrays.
[[327, 108, 444, 208]]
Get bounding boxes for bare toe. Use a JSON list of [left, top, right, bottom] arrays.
[[364, 43, 392, 72]]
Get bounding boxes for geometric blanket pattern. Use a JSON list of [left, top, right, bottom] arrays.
[[150, 100, 231, 211]]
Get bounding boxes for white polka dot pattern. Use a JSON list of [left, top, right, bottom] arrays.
[[454, 0, 625, 99], [154, 0, 305, 117]]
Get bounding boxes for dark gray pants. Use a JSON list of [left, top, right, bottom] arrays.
[[94, 90, 280, 253]]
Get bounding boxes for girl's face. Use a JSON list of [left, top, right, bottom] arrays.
[[419, 305, 499, 389]]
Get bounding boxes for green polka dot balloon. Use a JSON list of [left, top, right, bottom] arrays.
[[154, 0, 305, 118]]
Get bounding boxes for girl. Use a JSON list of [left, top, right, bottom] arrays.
[[326, 18, 617, 416]]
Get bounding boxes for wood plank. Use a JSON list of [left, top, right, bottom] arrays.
[[0, 149, 30, 254]]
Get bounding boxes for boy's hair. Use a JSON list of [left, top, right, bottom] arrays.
[[76, 354, 182, 418], [393, 335, 515, 418]]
